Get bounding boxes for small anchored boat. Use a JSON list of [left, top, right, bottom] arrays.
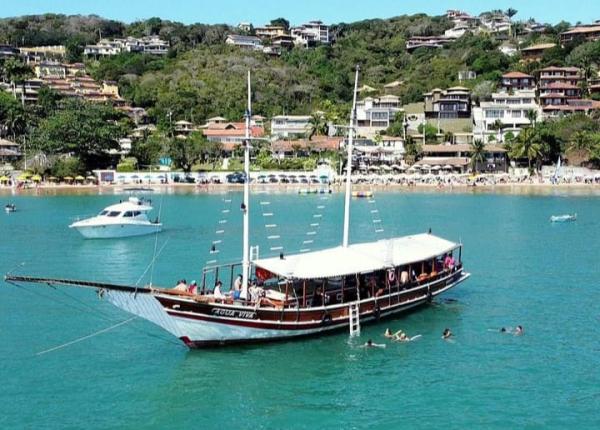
[[69, 197, 162, 238], [550, 214, 577, 223], [4, 203, 16, 213], [352, 191, 373, 198]]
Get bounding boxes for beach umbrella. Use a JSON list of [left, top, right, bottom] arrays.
[[48, 176, 58, 181], [75, 175, 85, 181], [86, 175, 96, 180], [442, 165, 453, 170], [63, 176, 74, 181], [431, 165, 441, 170], [131, 174, 140, 179], [0, 176, 9, 182], [420, 164, 431, 169], [319, 174, 329, 179], [31, 174, 42, 181], [17, 174, 29, 181], [117, 175, 125, 180]]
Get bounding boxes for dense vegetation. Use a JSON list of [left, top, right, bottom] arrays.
[[3, 12, 600, 173]]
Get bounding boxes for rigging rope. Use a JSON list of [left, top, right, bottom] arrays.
[[149, 192, 165, 286], [205, 194, 233, 267], [35, 317, 137, 356], [135, 238, 170, 286]]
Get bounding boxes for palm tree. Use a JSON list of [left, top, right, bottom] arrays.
[[307, 113, 327, 141], [492, 119, 504, 143], [526, 109, 538, 127], [470, 139, 486, 173], [510, 127, 543, 173], [568, 130, 593, 164], [505, 8, 518, 37], [2, 58, 33, 104]]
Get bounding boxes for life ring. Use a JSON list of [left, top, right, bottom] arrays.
[[321, 312, 332, 325], [387, 269, 396, 283]]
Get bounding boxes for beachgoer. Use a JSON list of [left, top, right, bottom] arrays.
[[397, 332, 409, 342], [514, 325, 524, 335], [188, 280, 198, 295], [442, 328, 453, 339]]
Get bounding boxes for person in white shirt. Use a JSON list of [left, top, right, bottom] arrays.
[[213, 281, 225, 299]]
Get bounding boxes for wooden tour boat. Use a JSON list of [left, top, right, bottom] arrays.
[[4, 68, 469, 348]]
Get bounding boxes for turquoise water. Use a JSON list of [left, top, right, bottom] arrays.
[[1, 190, 599, 429]]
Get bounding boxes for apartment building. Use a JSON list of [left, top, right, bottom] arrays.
[[356, 95, 402, 137], [473, 90, 541, 142], [291, 21, 330, 46], [424, 87, 471, 119], [270, 115, 312, 138]]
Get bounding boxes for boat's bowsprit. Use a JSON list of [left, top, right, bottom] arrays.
[[4, 274, 153, 294]]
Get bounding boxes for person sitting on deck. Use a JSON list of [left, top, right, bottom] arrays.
[[213, 280, 225, 299], [173, 279, 187, 292], [400, 270, 409, 285], [311, 286, 324, 307], [444, 255, 455, 271], [188, 280, 198, 295]]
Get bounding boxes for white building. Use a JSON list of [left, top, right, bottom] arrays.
[[356, 95, 402, 138], [291, 21, 329, 46], [473, 90, 541, 143], [270, 115, 312, 137], [84, 36, 169, 56], [225, 34, 263, 50]]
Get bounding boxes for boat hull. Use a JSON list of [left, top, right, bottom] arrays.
[[106, 269, 469, 348], [71, 223, 162, 239]]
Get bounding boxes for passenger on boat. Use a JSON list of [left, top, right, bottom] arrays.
[[188, 280, 198, 295], [514, 325, 524, 336], [311, 286, 324, 306], [400, 270, 409, 285], [444, 255, 455, 270], [233, 274, 242, 299], [213, 280, 226, 299], [442, 328, 453, 339], [173, 279, 188, 292]]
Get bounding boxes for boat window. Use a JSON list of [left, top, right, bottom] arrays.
[[133, 211, 141, 217], [107, 211, 121, 217], [122, 211, 133, 217], [99, 210, 108, 216]]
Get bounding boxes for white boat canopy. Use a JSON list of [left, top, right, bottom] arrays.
[[253, 233, 459, 279]]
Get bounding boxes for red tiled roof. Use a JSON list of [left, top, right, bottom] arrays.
[[203, 126, 264, 137], [539, 66, 580, 72], [542, 82, 580, 89], [271, 137, 342, 152], [502, 71, 533, 79]]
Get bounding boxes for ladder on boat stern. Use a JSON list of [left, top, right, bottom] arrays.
[[349, 302, 360, 336]]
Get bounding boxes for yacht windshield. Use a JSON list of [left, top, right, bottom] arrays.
[[99, 210, 109, 216]]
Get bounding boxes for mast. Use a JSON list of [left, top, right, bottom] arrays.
[[242, 71, 251, 290], [342, 65, 360, 248]]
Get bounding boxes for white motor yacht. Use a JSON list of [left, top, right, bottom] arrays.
[[69, 197, 162, 239]]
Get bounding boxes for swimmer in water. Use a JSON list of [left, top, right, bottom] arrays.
[[442, 328, 453, 339], [384, 328, 394, 338], [363, 339, 386, 348], [500, 327, 507, 333], [514, 325, 524, 335], [396, 332, 410, 342]]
